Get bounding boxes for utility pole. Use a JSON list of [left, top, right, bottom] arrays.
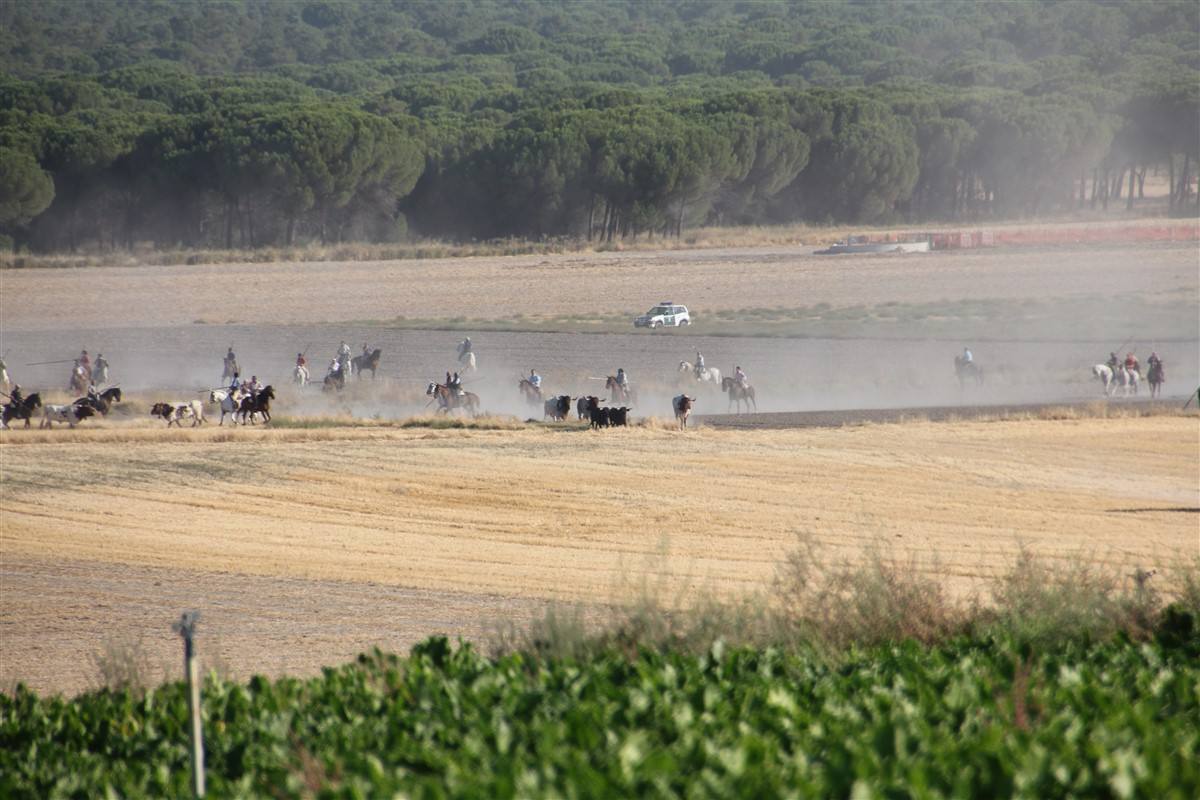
[[173, 612, 205, 798]]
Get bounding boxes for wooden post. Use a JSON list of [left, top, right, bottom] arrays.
[[173, 612, 205, 798]]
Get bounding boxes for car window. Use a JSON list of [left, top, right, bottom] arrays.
[[649, 307, 667, 315]]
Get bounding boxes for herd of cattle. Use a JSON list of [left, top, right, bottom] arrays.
[[544, 394, 695, 429], [0, 385, 277, 430]]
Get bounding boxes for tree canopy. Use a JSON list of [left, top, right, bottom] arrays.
[[1, 0, 1196, 250]]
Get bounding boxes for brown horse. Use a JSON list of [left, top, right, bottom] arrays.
[[426, 382, 480, 416], [605, 376, 636, 405], [352, 348, 382, 380], [238, 385, 275, 424], [518, 378, 542, 406], [721, 377, 756, 414], [1148, 360, 1165, 399]]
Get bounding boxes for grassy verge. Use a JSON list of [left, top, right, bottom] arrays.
[[3, 542, 1197, 797], [493, 538, 1200, 659]]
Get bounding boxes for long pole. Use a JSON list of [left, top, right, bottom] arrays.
[[173, 612, 205, 798], [24, 359, 76, 366]]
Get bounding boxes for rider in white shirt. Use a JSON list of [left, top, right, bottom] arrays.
[[616, 368, 628, 386], [338, 341, 352, 375], [528, 369, 542, 389], [695, 351, 705, 379], [735, 366, 748, 387], [962, 347, 973, 363]]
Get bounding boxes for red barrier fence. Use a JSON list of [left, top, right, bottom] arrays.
[[872, 223, 1197, 250]]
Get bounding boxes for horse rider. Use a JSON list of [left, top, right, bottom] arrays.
[[246, 375, 262, 397], [458, 337, 472, 360], [528, 369, 542, 390], [94, 352, 109, 381], [1124, 352, 1139, 373], [962, 347, 973, 364], [79, 350, 91, 379], [734, 365, 748, 388], [450, 372, 464, 395], [229, 372, 241, 394], [337, 340, 352, 376], [616, 368, 629, 389], [1106, 352, 1119, 371], [694, 351, 706, 379], [6, 384, 23, 411], [362, 343, 371, 358], [224, 347, 238, 377]]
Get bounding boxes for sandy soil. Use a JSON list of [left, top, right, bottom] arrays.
[[3, 417, 1196, 695], [2, 242, 1196, 332]]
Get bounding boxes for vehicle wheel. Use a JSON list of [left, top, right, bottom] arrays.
[[651, 321, 661, 329], [679, 318, 690, 326]]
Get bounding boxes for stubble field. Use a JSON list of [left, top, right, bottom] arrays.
[[2, 232, 1198, 695], [2, 415, 1197, 695]]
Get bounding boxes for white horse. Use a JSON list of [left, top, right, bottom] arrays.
[[678, 361, 721, 385], [459, 351, 477, 372], [1092, 364, 1113, 396], [0, 364, 9, 390], [209, 388, 244, 425], [1116, 366, 1139, 396], [293, 365, 310, 386]]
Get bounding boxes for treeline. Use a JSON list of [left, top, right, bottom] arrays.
[[0, 0, 1197, 251]]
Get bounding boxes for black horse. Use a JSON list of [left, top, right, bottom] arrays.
[[954, 356, 983, 388], [323, 369, 345, 393], [352, 348, 382, 380], [238, 385, 275, 424], [74, 387, 123, 416], [2, 393, 42, 428]]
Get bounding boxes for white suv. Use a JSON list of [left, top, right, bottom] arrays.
[[634, 302, 691, 328]]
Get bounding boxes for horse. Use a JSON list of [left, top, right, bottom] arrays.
[[678, 361, 721, 385], [0, 364, 9, 390], [75, 387, 122, 416], [954, 356, 983, 388], [459, 351, 477, 372], [92, 362, 109, 385], [518, 378, 543, 406], [68, 365, 88, 393], [238, 385, 275, 424], [1148, 361, 1165, 399], [352, 349, 382, 380], [2, 393, 41, 429], [605, 376, 636, 406], [1092, 365, 1114, 396], [721, 376, 757, 413], [426, 382, 480, 416], [323, 368, 345, 393], [293, 365, 310, 386], [209, 388, 244, 425], [1116, 366, 1139, 396]]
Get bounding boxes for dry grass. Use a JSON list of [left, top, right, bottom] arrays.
[[2, 215, 1191, 271]]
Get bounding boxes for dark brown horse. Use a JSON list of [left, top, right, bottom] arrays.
[[74, 387, 122, 416], [238, 385, 275, 424], [721, 377, 756, 414], [2, 393, 42, 428], [1148, 360, 1165, 399], [954, 356, 983, 388], [426, 382, 480, 416], [352, 348, 382, 380], [518, 378, 542, 406], [605, 376, 636, 405]]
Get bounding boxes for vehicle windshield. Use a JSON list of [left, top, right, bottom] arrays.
[[647, 306, 669, 315]]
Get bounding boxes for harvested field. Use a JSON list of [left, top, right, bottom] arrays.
[[2, 415, 1197, 695]]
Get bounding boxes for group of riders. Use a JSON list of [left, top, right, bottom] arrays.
[[66, 349, 109, 392], [1104, 350, 1163, 379]]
